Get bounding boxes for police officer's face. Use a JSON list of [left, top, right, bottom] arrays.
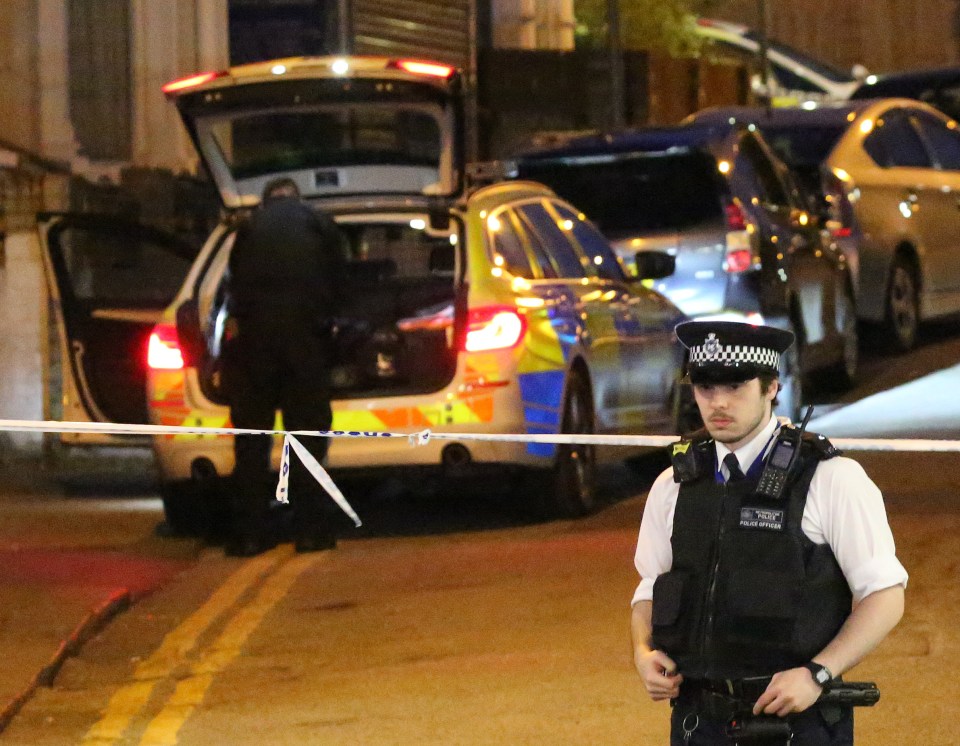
[[692, 377, 776, 449]]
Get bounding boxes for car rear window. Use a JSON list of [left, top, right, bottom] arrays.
[[210, 106, 443, 179], [759, 125, 847, 168], [517, 151, 724, 235]]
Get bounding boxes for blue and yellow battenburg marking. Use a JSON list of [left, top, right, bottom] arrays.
[[148, 288, 627, 462]]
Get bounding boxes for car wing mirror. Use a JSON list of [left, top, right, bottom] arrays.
[[634, 250, 675, 280]]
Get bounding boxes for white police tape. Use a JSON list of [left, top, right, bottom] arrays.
[[4, 418, 960, 528]]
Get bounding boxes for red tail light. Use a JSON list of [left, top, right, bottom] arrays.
[[148, 324, 184, 370], [391, 59, 455, 78], [161, 71, 225, 95], [725, 201, 747, 231], [821, 170, 856, 240], [462, 306, 526, 352], [723, 248, 753, 273]]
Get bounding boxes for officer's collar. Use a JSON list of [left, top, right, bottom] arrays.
[[714, 414, 781, 476]]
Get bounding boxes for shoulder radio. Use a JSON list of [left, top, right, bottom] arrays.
[[755, 405, 814, 500]]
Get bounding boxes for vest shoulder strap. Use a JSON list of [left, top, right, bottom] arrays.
[[800, 429, 842, 461]]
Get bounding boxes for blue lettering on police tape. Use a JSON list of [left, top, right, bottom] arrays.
[[317, 430, 395, 438]]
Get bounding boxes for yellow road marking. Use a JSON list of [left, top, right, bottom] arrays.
[[138, 551, 321, 745], [82, 548, 285, 745]]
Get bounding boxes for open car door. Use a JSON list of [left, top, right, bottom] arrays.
[[37, 213, 199, 444]]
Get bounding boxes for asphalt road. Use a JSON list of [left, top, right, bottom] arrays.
[[0, 453, 956, 745], [0, 322, 958, 743]]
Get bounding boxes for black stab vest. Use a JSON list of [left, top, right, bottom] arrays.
[[650, 429, 852, 680]]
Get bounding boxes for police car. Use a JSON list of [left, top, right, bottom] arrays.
[[40, 57, 692, 531], [694, 18, 865, 107]]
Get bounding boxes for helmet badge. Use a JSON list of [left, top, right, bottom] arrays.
[[704, 333, 722, 360]]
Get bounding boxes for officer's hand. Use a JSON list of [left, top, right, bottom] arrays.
[[636, 649, 683, 701], [753, 667, 822, 717]]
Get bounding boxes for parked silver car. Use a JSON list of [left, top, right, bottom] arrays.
[[690, 98, 960, 351]]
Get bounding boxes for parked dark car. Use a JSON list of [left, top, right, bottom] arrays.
[[850, 66, 960, 121], [689, 99, 960, 352], [510, 123, 860, 417]]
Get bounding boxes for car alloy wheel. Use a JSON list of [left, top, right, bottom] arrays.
[[886, 259, 918, 352]]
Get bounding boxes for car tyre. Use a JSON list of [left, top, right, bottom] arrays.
[[775, 345, 804, 423], [820, 284, 859, 391], [884, 257, 919, 352], [549, 371, 597, 519]]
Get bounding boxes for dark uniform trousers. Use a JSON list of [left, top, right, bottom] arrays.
[[670, 692, 854, 745], [226, 302, 336, 539]]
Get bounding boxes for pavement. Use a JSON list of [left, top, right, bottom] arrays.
[[809, 361, 960, 439], [0, 448, 202, 731]]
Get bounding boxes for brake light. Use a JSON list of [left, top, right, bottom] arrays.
[[725, 201, 747, 231], [723, 248, 753, 273], [463, 306, 526, 352], [161, 71, 224, 94], [822, 169, 856, 240], [392, 59, 455, 78], [148, 324, 184, 370]]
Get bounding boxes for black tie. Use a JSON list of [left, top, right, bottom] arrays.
[[724, 453, 745, 483]]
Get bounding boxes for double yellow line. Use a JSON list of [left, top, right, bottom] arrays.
[[83, 546, 323, 746]]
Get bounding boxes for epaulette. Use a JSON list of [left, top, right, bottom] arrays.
[[671, 428, 714, 483], [801, 429, 842, 460]]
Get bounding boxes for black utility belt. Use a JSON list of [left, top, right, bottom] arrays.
[[678, 676, 855, 728], [687, 677, 772, 702], [680, 678, 772, 722]]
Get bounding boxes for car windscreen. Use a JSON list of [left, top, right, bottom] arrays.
[[516, 151, 724, 235], [208, 105, 443, 179]]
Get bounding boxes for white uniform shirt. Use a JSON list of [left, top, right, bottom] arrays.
[[632, 415, 908, 606]]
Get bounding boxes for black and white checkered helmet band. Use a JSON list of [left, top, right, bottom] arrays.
[[688, 343, 780, 370]]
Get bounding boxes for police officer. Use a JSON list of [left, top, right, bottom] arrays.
[[223, 177, 347, 557], [630, 321, 907, 745]]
